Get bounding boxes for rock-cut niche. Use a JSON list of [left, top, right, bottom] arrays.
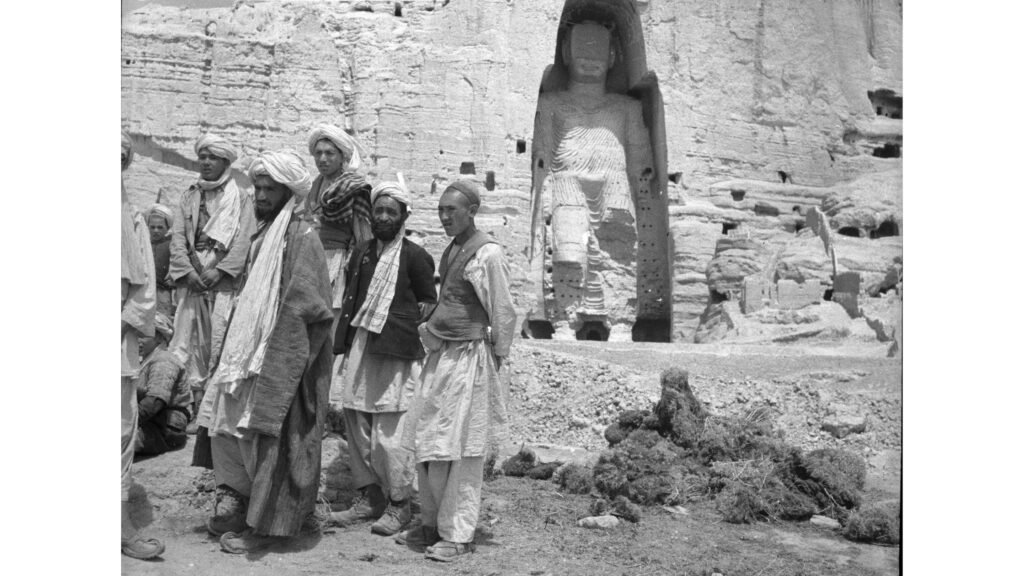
[[525, 0, 671, 343]]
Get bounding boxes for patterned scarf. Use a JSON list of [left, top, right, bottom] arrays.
[[350, 178, 410, 334], [317, 172, 372, 225]]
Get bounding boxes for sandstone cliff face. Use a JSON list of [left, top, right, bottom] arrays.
[[122, 0, 902, 341]]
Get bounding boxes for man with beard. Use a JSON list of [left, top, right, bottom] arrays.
[[197, 150, 334, 554], [121, 130, 164, 560], [398, 180, 517, 562], [167, 134, 257, 401], [305, 124, 373, 331], [146, 204, 176, 317], [328, 177, 437, 536]]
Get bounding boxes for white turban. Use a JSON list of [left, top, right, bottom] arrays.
[[370, 173, 411, 211], [248, 150, 312, 197], [147, 204, 175, 229], [307, 124, 367, 172], [194, 133, 239, 164]]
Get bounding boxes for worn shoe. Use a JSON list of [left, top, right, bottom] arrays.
[[219, 529, 277, 554], [328, 486, 386, 527], [371, 499, 412, 536], [425, 540, 475, 562], [121, 533, 165, 560], [394, 520, 440, 551], [207, 484, 248, 536]]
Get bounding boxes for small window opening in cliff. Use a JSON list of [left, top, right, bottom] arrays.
[[394, 2, 403, 17], [838, 227, 861, 238], [516, 139, 527, 154], [754, 202, 780, 217], [868, 89, 902, 119], [722, 222, 738, 235], [460, 162, 476, 175], [870, 219, 900, 238], [485, 171, 496, 191], [523, 320, 554, 340], [710, 290, 728, 304], [669, 172, 682, 185], [730, 190, 745, 202], [576, 321, 609, 342], [632, 318, 671, 343], [778, 170, 790, 184], [872, 143, 901, 158], [823, 289, 834, 301]]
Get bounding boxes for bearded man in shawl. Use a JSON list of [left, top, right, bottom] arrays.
[[121, 131, 165, 560], [397, 180, 517, 562], [167, 134, 257, 400], [328, 177, 437, 536], [146, 204, 176, 317], [196, 150, 334, 554], [305, 124, 373, 330]]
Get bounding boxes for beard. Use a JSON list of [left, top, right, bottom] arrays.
[[256, 196, 291, 222], [372, 220, 402, 242]]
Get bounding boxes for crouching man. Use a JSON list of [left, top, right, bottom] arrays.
[[134, 313, 191, 455], [197, 150, 334, 554]]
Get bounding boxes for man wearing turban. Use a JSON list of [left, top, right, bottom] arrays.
[[121, 130, 164, 560], [398, 180, 517, 562], [167, 134, 257, 415], [146, 204, 176, 317], [328, 177, 437, 536], [305, 123, 373, 332], [195, 150, 334, 554]]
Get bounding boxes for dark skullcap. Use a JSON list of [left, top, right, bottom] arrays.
[[443, 179, 481, 207]]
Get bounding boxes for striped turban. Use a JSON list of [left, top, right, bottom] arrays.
[[147, 204, 175, 229], [371, 174, 412, 211], [194, 133, 239, 164], [248, 150, 312, 197], [121, 130, 133, 171], [307, 124, 367, 172]]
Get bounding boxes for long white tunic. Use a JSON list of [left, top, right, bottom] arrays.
[[403, 243, 517, 462]]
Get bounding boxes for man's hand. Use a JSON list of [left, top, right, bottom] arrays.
[[199, 269, 224, 289], [186, 270, 206, 292]]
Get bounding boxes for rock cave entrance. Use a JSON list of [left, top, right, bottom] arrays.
[[870, 219, 900, 238], [872, 143, 901, 158], [576, 321, 609, 342], [632, 318, 671, 343], [868, 89, 902, 119], [722, 222, 738, 235], [523, 320, 555, 340], [838, 227, 861, 238]]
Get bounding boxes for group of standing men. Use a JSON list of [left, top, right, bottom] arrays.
[[120, 125, 516, 562]]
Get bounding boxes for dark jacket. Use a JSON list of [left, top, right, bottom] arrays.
[[334, 237, 437, 359]]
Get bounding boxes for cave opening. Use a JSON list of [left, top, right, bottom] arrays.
[[632, 318, 671, 343], [872, 143, 901, 158], [838, 227, 861, 238], [730, 190, 746, 202], [576, 321, 609, 342], [870, 219, 900, 238], [459, 161, 476, 175], [516, 139, 527, 154], [722, 222, 738, 235], [485, 170, 496, 191], [523, 320, 554, 340]]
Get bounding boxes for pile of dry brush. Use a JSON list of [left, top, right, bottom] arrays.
[[502, 367, 899, 545]]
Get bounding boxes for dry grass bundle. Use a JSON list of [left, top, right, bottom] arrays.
[[555, 463, 594, 494], [844, 500, 900, 545]]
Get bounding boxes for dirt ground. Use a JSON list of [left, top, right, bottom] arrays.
[[123, 340, 901, 575]]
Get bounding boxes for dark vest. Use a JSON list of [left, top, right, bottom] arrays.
[[426, 230, 496, 341]]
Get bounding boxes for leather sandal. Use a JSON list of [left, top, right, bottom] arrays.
[[121, 533, 165, 560], [425, 540, 474, 562]]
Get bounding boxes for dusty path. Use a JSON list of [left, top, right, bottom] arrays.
[[123, 341, 901, 575]]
